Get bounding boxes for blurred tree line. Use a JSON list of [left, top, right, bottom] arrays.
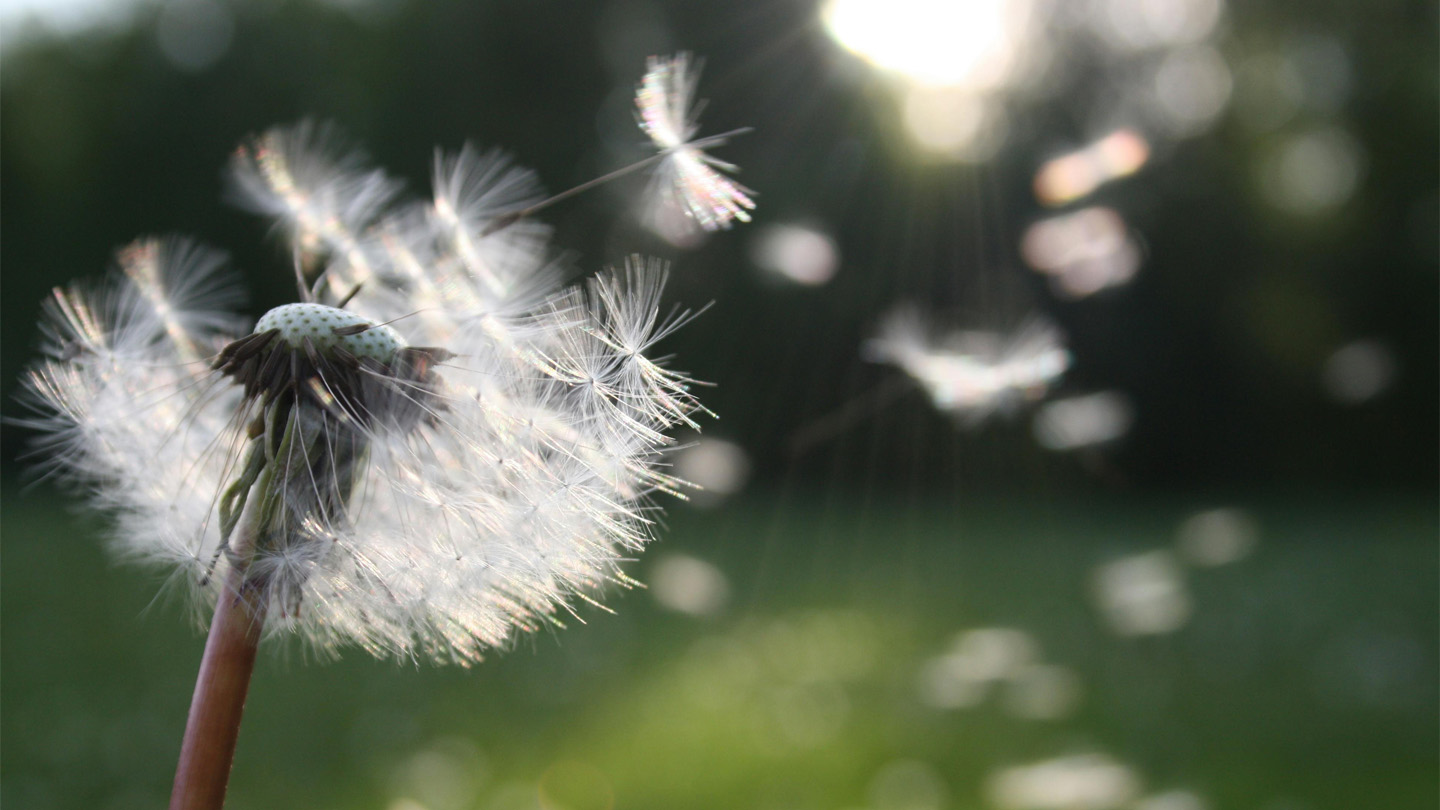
[[3, 0, 1435, 493]]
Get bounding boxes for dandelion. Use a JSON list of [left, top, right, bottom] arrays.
[[636, 52, 756, 231], [468, 53, 755, 241], [865, 305, 1071, 425], [20, 119, 715, 808]]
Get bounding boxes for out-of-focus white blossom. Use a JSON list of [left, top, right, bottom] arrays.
[[20, 122, 711, 664], [1175, 507, 1258, 567], [1134, 790, 1209, 810], [915, 627, 1039, 709], [1091, 550, 1191, 636], [636, 53, 756, 232], [865, 306, 1071, 425], [988, 753, 1142, 810]]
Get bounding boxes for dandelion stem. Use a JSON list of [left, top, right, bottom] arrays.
[[170, 498, 269, 810]]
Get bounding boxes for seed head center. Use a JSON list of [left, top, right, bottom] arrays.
[[254, 302, 404, 362]]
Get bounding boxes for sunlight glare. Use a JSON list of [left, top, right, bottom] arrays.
[[823, 0, 1032, 89], [903, 86, 1009, 160]]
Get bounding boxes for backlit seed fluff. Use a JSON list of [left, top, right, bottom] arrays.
[[637, 53, 756, 232], [865, 306, 1071, 426], [20, 124, 711, 665]]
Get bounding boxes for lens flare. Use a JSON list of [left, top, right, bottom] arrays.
[[823, 0, 1033, 89]]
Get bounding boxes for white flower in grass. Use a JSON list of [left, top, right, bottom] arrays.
[[20, 123, 710, 664], [636, 52, 756, 232]]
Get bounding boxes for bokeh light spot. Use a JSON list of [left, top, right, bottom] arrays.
[[989, 754, 1142, 810], [538, 761, 613, 810], [1322, 339, 1397, 404], [1136, 789, 1210, 810], [1022, 208, 1141, 298], [1094, 0, 1224, 51], [389, 737, 488, 810], [672, 438, 751, 506], [1033, 391, 1135, 451], [869, 759, 949, 810], [1260, 126, 1365, 215], [1151, 45, 1232, 136], [155, 0, 234, 73], [1034, 130, 1151, 206], [649, 553, 731, 617], [1003, 663, 1084, 720], [1092, 550, 1191, 636], [1176, 508, 1259, 567], [750, 223, 840, 286]]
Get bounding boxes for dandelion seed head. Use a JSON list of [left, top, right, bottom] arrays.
[[23, 119, 716, 664]]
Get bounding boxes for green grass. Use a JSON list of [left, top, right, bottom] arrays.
[[3, 489, 1436, 810]]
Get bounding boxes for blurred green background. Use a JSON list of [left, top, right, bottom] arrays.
[[2, 0, 1436, 809]]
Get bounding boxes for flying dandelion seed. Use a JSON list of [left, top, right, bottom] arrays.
[[636, 53, 756, 232], [865, 306, 1071, 425]]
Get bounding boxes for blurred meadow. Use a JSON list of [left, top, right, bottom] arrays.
[[2, 1, 1436, 809]]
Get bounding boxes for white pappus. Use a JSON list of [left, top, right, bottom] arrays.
[[637, 52, 757, 232], [865, 306, 1071, 426], [19, 123, 713, 665]]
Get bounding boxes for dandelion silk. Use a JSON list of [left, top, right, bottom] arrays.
[[20, 122, 714, 665]]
